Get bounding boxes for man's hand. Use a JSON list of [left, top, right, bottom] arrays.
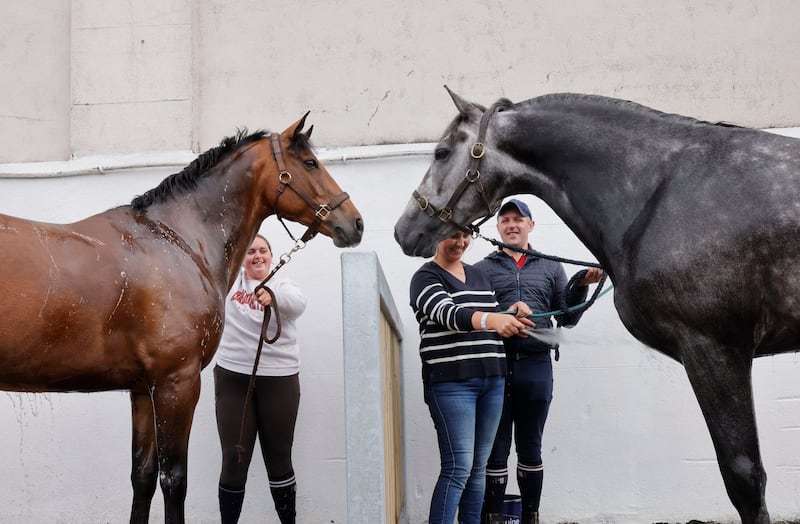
[[508, 301, 532, 318], [579, 267, 604, 286]]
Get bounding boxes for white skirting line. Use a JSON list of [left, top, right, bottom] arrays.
[[2, 127, 799, 179], [0, 143, 437, 179]]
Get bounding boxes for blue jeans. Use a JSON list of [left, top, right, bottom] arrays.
[[424, 375, 505, 524]]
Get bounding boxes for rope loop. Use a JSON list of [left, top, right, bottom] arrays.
[[477, 233, 611, 317]]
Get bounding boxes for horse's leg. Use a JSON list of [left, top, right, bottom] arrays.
[[151, 370, 202, 524], [681, 338, 769, 524], [130, 389, 158, 524]]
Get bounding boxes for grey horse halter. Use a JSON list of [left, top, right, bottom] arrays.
[[412, 102, 508, 235]]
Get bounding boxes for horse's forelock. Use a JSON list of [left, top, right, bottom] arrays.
[[290, 131, 314, 155], [440, 102, 487, 143]]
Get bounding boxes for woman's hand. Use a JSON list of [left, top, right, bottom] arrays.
[[485, 312, 535, 338], [255, 287, 273, 307]]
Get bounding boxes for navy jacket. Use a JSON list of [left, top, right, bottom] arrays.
[[474, 249, 589, 356]]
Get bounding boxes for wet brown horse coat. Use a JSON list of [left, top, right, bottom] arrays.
[[0, 115, 362, 523]]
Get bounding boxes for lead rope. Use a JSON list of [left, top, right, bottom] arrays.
[[479, 233, 611, 316], [235, 241, 306, 463], [481, 234, 610, 362]]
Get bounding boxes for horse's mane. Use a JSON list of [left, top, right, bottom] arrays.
[[522, 93, 742, 129], [131, 128, 269, 210]]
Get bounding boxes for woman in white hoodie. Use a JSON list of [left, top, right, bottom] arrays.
[[214, 234, 307, 524]]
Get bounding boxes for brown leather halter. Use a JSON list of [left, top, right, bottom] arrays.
[[270, 132, 351, 243], [412, 102, 506, 235]]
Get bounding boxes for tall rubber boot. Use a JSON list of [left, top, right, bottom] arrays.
[[218, 485, 245, 524]]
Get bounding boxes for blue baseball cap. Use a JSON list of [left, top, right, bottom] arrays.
[[497, 198, 532, 218]]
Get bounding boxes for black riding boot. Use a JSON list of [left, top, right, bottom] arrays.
[[270, 483, 297, 524], [518, 463, 543, 524], [481, 468, 507, 523], [218, 485, 245, 524]]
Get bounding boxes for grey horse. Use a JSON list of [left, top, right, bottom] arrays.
[[393, 87, 800, 523]]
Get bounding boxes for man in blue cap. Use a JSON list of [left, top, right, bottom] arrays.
[[475, 198, 602, 524]]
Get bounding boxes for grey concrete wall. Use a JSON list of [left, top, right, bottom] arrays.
[[70, 0, 193, 155], [2, 1, 800, 162], [1, 1, 71, 162]]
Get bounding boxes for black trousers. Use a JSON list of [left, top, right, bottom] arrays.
[[214, 365, 300, 489]]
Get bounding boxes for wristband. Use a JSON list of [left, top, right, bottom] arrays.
[[480, 312, 489, 330]]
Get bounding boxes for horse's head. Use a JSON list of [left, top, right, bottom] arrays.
[[261, 113, 363, 247], [394, 87, 516, 257]]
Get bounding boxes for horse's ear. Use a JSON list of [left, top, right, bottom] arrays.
[[286, 111, 311, 140], [444, 85, 482, 120], [306, 124, 313, 139]]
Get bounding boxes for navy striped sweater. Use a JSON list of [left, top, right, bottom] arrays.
[[409, 261, 506, 384]]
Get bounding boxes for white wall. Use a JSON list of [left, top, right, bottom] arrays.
[[2, 140, 800, 523]]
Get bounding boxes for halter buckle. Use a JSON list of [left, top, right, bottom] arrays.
[[315, 204, 332, 220], [438, 208, 453, 222], [279, 171, 292, 184], [471, 143, 485, 159]]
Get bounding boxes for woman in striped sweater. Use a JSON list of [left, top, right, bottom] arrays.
[[410, 230, 534, 524]]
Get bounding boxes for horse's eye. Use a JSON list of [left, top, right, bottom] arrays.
[[434, 147, 449, 161], [304, 159, 318, 169]]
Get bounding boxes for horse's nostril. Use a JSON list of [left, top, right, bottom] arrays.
[[355, 217, 364, 234]]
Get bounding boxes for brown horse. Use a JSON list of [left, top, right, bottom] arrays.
[[0, 114, 362, 523]]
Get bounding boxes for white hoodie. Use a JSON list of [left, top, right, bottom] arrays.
[[215, 268, 307, 376]]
